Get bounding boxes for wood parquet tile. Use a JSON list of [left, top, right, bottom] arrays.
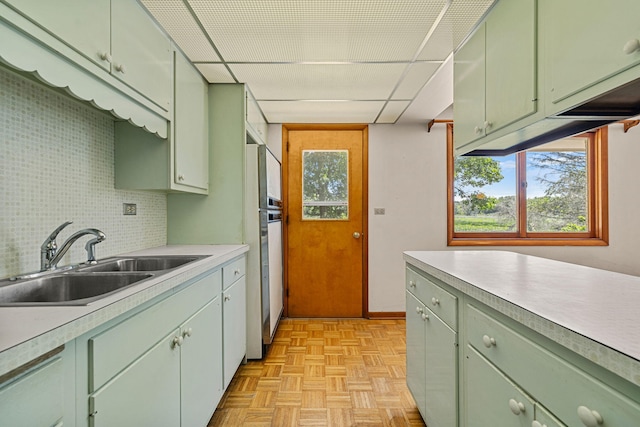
[[208, 318, 426, 427]]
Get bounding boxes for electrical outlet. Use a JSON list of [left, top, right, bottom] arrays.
[[374, 208, 385, 215], [123, 203, 137, 215]]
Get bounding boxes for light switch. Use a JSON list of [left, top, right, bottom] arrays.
[[374, 208, 385, 215]]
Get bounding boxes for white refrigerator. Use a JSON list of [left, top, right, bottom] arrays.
[[245, 142, 284, 359]]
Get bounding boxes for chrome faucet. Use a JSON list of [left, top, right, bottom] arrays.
[[40, 221, 106, 271]]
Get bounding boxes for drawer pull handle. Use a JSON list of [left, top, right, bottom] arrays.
[[623, 38, 640, 55], [421, 312, 429, 321], [171, 335, 183, 348], [415, 306, 423, 314], [482, 334, 497, 348], [409, 280, 416, 288], [431, 297, 440, 306], [577, 406, 603, 427], [508, 398, 526, 416], [532, 421, 547, 427]]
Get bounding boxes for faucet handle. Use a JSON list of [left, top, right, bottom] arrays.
[[41, 221, 73, 250]]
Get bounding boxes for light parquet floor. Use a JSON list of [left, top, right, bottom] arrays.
[[208, 318, 426, 427]]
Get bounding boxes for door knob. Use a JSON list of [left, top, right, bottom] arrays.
[[353, 232, 361, 239]]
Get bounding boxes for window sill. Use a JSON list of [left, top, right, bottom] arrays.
[[448, 237, 609, 247]]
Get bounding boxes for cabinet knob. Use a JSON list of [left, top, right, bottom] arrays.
[[623, 38, 640, 55], [421, 312, 429, 321], [409, 280, 416, 288], [474, 126, 482, 134], [431, 297, 440, 306], [577, 406, 603, 427], [415, 306, 423, 314], [484, 121, 493, 130], [234, 269, 240, 276], [178, 174, 185, 181], [99, 51, 112, 63], [114, 63, 126, 74], [224, 295, 231, 302], [171, 335, 183, 348], [182, 327, 193, 338], [532, 421, 547, 427], [508, 398, 526, 416], [482, 334, 497, 348]]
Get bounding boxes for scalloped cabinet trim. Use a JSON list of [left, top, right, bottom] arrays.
[[0, 4, 168, 139]]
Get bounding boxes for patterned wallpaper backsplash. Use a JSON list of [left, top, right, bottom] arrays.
[[0, 67, 167, 278]]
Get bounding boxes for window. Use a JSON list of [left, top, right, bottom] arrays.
[[302, 150, 349, 220], [447, 124, 608, 246]]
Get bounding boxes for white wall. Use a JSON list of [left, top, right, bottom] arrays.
[[367, 121, 640, 312], [0, 67, 167, 278]]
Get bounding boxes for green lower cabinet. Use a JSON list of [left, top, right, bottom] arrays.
[[180, 296, 223, 426], [89, 329, 181, 427], [0, 356, 65, 427], [222, 276, 247, 389], [424, 306, 457, 427], [406, 291, 427, 417], [465, 345, 534, 427]]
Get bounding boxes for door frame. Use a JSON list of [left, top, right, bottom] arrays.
[[282, 124, 369, 318]]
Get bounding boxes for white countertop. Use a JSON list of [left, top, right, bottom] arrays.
[[0, 245, 248, 377], [404, 250, 640, 386]]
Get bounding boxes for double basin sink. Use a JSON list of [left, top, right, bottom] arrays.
[[0, 256, 205, 306]]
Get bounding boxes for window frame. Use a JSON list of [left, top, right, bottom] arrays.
[[446, 124, 609, 246]]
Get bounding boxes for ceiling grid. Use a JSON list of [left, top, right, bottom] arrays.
[[140, 0, 495, 124]]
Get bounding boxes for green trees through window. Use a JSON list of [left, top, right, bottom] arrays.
[[302, 150, 349, 220]]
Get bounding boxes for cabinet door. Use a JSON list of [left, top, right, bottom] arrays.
[[110, 0, 171, 111], [222, 276, 247, 389], [174, 50, 209, 191], [453, 22, 486, 150], [0, 357, 64, 427], [180, 296, 223, 427], [4, 0, 111, 70], [484, 0, 536, 134], [544, 0, 640, 106], [424, 307, 457, 427], [465, 346, 534, 427], [406, 291, 427, 418], [90, 329, 181, 427]]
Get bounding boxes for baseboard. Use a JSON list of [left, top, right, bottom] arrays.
[[367, 311, 406, 319]]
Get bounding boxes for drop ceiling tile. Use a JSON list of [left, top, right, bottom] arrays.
[[187, 0, 448, 62], [418, 0, 495, 60], [376, 101, 411, 123], [229, 63, 408, 100], [140, 0, 221, 62], [391, 62, 442, 100], [259, 101, 384, 123], [195, 64, 236, 83]]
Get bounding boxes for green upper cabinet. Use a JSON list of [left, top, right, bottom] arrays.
[[110, 0, 171, 111], [542, 0, 640, 114], [115, 48, 209, 194], [453, 22, 486, 147], [2, 0, 112, 70], [174, 49, 209, 192], [453, 0, 537, 153]]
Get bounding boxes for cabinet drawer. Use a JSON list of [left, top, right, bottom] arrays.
[[406, 267, 457, 330], [90, 268, 221, 391], [223, 256, 246, 290], [466, 304, 640, 427], [0, 357, 64, 426]]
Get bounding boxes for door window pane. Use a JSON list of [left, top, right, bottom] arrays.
[[302, 150, 348, 220], [453, 154, 517, 232], [525, 138, 589, 232]]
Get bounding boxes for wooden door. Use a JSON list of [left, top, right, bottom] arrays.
[[284, 125, 367, 317]]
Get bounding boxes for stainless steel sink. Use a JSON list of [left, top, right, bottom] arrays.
[[0, 273, 153, 306], [79, 256, 203, 272]]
